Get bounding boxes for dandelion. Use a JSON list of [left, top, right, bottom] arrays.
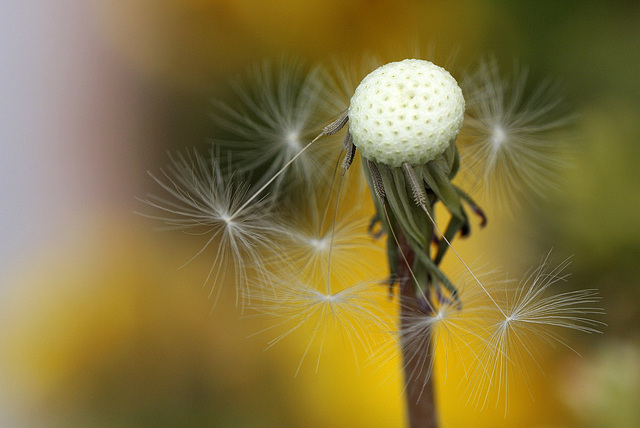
[[312, 57, 601, 426], [459, 57, 572, 206], [141, 54, 603, 428], [325, 58, 487, 322]]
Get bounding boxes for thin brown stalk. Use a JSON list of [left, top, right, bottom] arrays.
[[397, 233, 438, 428]]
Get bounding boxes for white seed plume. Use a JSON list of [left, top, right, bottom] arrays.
[[139, 150, 283, 305], [348, 59, 465, 167], [379, 268, 499, 395], [212, 59, 337, 190], [397, 289, 486, 394], [464, 257, 604, 410], [249, 275, 393, 375], [460, 58, 571, 206], [268, 173, 383, 285], [279, 212, 382, 284]]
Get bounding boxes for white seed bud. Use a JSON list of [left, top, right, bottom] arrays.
[[348, 59, 465, 167]]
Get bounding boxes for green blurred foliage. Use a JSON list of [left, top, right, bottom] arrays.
[[499, 1, 640, 337]]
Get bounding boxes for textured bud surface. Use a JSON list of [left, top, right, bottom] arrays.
[[348, 59, 465, 167]]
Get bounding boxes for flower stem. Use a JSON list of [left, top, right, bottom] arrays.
[[397, 233, 438, 428]]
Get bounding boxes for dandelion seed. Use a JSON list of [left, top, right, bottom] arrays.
[[459, 57, 572, 207], [279, 213, 381, 284], [271, 177, 384, 285], [378, 268, 499, 398], [139, 150, 283, 305], [397, 289, 474, 396], [211, 58, 338, 192], [465, 257, 605, 411], [249, 274, 393, 375]]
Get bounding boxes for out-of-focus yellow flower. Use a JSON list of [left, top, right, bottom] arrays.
[[0, 215, 405, 427]]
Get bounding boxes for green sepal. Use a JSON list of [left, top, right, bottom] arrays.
[[386, 232, 399, 282], [454, 185, 487, 225], [361, 154, 460, 305], [378, 165, 432, 250], [420, 160, 464, 220], [434, 210, 469, 265], [448, 141, 461, 179], [412, 247, 460, 304], [410, 255, 431, 298], [441, 138, 460, 179]]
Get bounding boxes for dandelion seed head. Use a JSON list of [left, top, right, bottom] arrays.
[[348, 59, 465, 167], [139, 52, 601, 421]]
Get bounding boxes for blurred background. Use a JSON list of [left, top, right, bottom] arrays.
[[1, 0, 639, 427]]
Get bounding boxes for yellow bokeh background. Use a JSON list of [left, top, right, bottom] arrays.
[[2, 1, 639, 427]]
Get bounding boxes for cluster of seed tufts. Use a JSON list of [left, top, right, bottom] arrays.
[[348, 59, 465, 167]]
